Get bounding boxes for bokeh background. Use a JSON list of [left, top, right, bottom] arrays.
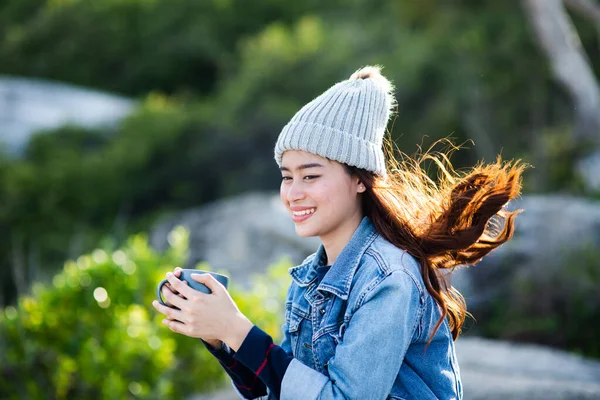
[[1, 0, 600, 399]]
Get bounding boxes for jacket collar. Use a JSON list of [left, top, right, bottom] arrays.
[[288, 217, 379, 300]]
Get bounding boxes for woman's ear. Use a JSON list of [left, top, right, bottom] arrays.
[[357, 180, 366, 193]]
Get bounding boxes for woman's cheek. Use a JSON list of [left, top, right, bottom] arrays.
[[280, 183, 289, 203]]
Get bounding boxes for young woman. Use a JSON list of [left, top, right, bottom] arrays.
[[152, 66, 524, 399]]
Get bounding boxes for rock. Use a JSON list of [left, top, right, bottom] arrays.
[[153, 192, 600, 398], [149, 192, 320, 287], [188, 337, 600, 399], [0, 76, 134, 156], [452, 194, 600, 310], [187, 386, 239, 400], [457, 337, 600, 399], [577, 150, 600, 193], [152, 192, 600, 307]]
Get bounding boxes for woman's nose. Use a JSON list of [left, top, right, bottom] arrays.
[[286, 180, 306, 202]]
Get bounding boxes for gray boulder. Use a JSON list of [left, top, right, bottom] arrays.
[[457, 337, 600, 399], [190, 337, 600, 399], [151, 192, 600, 399], [577, 150, 600, 193], [151, 192, 600, 304], [0, 76, 134, 156], [149, 192, 319, 287], [452, 194, 600, 315]]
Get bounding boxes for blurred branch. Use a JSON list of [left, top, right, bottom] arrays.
[[10, 234, 26, 297], [523, 0, 600, 143], [68, 226, 85, 261], [530, 74, 549, 192], [564, 0, 600, 53], [563, 0, 600, 27], [457, 53, 496, 161], [113, 199, 131, 244], [462, 93, 497, 162]]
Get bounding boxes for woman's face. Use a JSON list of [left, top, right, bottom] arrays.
[[280, 150, 365, 239]]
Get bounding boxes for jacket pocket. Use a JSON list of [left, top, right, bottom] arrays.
[[286, 307, 306, 356]]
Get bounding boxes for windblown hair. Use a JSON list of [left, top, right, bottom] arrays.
[[347, 139, 526, 341]]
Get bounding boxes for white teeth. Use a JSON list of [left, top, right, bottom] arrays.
[[293, 208, 315, 216]]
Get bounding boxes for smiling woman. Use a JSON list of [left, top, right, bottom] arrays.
[[153, 65, 525, 400], [279, 152, 366, 262]]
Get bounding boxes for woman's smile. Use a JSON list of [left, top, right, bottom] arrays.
[[290, 207, 316, 222]]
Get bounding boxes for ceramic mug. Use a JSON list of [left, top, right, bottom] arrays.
[[156, 269, 229, 307]]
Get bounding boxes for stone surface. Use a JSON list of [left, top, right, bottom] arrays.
[[149, 191, 320, 287], [577, 150, 600, 193], [152, 192, 600, 399], [151, 192, 600, 301], [189, 337, 600, 399], [451, 194, 600, 312], [0, 76, 134, 156], [457, 337, 600, 400]]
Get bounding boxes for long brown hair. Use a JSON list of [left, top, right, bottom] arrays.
[[347, 139, 526, 341]]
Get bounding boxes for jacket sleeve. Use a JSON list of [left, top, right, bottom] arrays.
[[233, 283, 296, 400], [202, 340, 268, 399], [264, 285, 296, 399], [203, 283, 296, 400], [279, 269, 423, 400]]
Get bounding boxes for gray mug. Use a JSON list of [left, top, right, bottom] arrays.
[[156, 269, 229, 307]]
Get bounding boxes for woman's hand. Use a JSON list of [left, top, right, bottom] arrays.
[[158, 268, 188, 308], [152, 268, 253, 351], [158, 271, 223, 349]]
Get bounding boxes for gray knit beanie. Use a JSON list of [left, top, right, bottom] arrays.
[[274, 65, 395, 176]]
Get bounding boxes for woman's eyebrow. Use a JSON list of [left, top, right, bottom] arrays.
[[279, 163, 324, 172]]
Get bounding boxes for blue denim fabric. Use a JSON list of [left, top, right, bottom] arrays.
[[277, 217, 462, 400]]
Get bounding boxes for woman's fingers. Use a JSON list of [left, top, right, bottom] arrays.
[[161, 285, 187, 309], [190, 273, 223, 294], [162, 318, 189, 335], [152, 300, 185, 322], [166, 272, 198, 300], [162, 281, 189, 299]]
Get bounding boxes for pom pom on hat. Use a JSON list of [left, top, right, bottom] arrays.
[[350, 65, 393, 91]]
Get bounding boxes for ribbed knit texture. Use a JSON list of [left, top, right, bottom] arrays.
[[274, 66, 395, 176]]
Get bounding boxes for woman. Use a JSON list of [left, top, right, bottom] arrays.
[[152, 66, 524, 399]]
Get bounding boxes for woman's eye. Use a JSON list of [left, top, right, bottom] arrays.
[[304, 175, 319, 181], [281, 176, 292, 182]]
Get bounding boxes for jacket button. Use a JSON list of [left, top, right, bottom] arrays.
[[320, 308, 325, 315]]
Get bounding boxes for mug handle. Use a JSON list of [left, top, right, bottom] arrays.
[[156, 279, 170, 306]]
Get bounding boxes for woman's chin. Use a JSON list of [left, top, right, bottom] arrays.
[[294, 223, 319, 237]]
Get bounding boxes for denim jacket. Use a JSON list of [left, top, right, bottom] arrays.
[[276, 217, 462, 400]]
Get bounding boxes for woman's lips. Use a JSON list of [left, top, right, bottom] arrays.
[[291, 207, 316, 223]]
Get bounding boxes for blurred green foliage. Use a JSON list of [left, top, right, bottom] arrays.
[[0, 0, 332, 96], [0, 94, 283, 305], [3, 0, 598, 157], [0, 226, 291, 399], [1, 0, 600, 360]]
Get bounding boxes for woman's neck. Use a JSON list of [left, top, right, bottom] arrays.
[[320, 212, 363, 266]]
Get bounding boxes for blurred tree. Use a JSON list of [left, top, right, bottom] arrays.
[[0, 0, 331, 96], [0, 226, 291, 399], [524, 0, 600, 143], [0, 93, 287, 306], [1, 1, 599, 341]]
